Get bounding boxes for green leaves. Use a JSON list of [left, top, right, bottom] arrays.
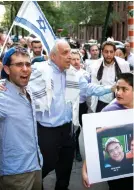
[[0, 1, 122, 38]]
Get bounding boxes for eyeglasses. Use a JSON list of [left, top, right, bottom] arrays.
[[10, 62, 31, 68]]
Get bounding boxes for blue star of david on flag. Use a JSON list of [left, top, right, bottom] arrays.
[[13, 1, 56, 54], [36, 16, 47, 32]]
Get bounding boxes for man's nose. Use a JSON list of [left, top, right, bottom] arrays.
[[68, 53, 72, 59], [113, 150, 118, 155], [117, 89, 123, 95], [107, 52, 111, 56], [22, 64, 28, 70]]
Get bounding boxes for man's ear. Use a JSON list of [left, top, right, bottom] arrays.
[[3, 65, 10, 75], [50, 53, 55, 61]]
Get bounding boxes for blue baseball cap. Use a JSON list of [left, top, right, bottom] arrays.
[[1, 47, 16, 79], [2, 47, 16, 66], [1, 46, 28, 79]]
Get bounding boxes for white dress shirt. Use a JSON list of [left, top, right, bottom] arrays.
[[127, 52, 134, 68], [99, 62, 115, 103], [89, 56, 130, 112]]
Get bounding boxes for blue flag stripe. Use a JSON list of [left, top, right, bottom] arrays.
[[15, 16, 50, 53], [33, 1, 56, 40]]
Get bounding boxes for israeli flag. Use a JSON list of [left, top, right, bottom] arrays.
[[14, 1, 56, 54]]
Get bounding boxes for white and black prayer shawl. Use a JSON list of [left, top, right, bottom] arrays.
[[29, 61, 80, 126], [65, 66, 80, 127], [29, 61, 54, 113]]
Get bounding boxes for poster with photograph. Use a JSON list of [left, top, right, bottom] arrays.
[[82, 109, 134, 184]]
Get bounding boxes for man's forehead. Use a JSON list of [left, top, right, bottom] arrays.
[[116, 84, 129, 88], [11, 53, 30, 60], [32, 42, 42, 47], [117, 79, 130, 86], [58, 40, 70, 47], [103, 45, 114, 51], [72, 56, 80, 59], [108, 142, 120, 148], [116, 83, 132, 90], [72, 53, 80, 57], [59, 45, 71, 53], [33, 45, 42, 48], [90, 46, 98, 50], [125, 42, 130, 46]]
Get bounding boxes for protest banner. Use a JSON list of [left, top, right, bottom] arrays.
[[82, 109, 134, 184]]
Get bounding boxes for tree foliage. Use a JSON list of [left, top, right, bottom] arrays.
[[60, 1, 109, 26], [0, 1, 122, 37], [59, 1, 109, 36]]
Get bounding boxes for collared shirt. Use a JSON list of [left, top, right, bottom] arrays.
[[98, 62, 116, 103], [77, 67, 109, 104], [79, 68, 90, 103], [89, 57, 130, 112], [70, 67, 91, 104], [30, 52, 44, 61], [127, 52, 134, 68], [37, 61, 112, 127], [0, 81, 42, 175], [36, 61, 72, 127]]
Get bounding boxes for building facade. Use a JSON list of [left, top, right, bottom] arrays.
[[76, 1, 128, 44]]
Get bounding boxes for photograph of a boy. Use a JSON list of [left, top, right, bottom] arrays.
[[104, 137, 127, 168]]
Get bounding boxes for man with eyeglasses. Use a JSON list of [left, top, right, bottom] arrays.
[[1, 41, 116, 190], [0, 46, 42, 190]]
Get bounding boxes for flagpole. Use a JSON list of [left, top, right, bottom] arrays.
[[0, 22, 15, 57]]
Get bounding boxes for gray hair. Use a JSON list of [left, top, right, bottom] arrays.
[[50, 39, 69, 55]]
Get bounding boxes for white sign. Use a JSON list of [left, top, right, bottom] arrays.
[[82, 109, 134, 184]]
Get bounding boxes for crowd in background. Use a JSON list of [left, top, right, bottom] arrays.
[[0, 27, 133, 190]]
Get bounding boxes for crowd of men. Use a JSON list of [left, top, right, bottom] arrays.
[[0, 31, 133, 190]]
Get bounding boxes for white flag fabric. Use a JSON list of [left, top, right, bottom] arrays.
[[13, 1, 56, 54]]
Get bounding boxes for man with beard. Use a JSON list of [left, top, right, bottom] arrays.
[[31, 39, 43, 58], [90, 41, 130, 113], [30, 39, 48, 62], [0, 40, 116, 190]]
